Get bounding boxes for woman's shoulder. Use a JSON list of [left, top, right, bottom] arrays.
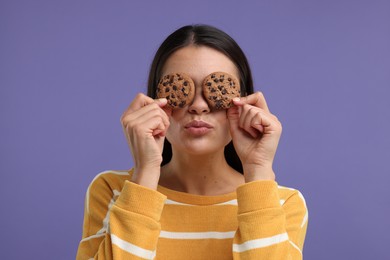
[[87, 169, 133, 194], [277, 184, 308, 216]]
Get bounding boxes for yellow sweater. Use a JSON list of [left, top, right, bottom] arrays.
[[76, 169, 308, 259]]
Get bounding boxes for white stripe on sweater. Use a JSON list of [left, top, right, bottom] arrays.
[[111, 234, 156, 259], [233, 232, 289, 253], [298, 191, 308, 228], [86, 170, 129, 214], [165, 199, 238, 206], [160, 230, 235, 240], [80, 233, 105, 243], [289, 240, 302, 254], [165, 199, 286, 206], [96, 189, 120, 235], [277, 186, 308, 228], [166, 198, 286, 206]]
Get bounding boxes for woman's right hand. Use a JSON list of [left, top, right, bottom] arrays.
[[120, 93, 171, 189]]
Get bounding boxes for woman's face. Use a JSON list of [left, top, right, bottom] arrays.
[[161, 45, 240, 156]]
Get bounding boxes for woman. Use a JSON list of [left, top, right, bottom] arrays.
[[77, 24, 308, 259]]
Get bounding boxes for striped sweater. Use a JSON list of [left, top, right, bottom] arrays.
[[76, 169, 308, 259]]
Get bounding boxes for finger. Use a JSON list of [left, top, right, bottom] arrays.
[[126, 93, 168, 114], [239, 105, 261, 138], [227, 106, 240, 125], [130, 113, 170, 139], [250, 112, 271, 133], [122, 106, 170, 141], [127, 93, 155, 112], [241, 104, 278, 134], [152, 121, 168, 137], [122, 103, 170, 129], [232, 92, 270, 112], [160, 104, 172, 118], [121, 94, 170, 127], [227, 106, 241, 138]]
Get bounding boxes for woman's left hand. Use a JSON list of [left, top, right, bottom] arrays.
[[227, 92, 282, 182]]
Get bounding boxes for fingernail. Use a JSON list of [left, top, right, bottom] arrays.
[[233, 97, 240, 102]]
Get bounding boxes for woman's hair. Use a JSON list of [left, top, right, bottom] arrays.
[[147, 24, 254, 173]]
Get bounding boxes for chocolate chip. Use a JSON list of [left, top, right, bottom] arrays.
[[184, 81, 188, 86], [214, 79, 219, 83], [206, 82, 211, 86], [173, 85, 177, 90], [165, 87, 170, 92]]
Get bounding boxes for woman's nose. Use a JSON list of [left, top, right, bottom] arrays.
[[188, 88, 210, 114]]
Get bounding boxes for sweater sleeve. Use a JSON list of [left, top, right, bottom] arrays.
[[76, 177, 166, 260], [233, 180, 308, 259]]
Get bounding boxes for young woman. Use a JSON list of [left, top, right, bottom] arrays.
[[77, 24, 308, 259]]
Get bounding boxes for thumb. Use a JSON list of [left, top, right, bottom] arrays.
[[156, 98, 172, 117], [227, 105, 240, 137]]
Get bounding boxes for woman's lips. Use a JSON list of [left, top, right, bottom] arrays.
[[184, 120, 213, 136]]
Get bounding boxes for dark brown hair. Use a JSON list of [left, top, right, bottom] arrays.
[[147, 24, 254, 173]]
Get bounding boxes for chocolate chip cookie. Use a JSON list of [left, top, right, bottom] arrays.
[[202, 72, 241, 110], [156, 72, 195, 109]]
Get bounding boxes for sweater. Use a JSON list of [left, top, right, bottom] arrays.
[[76, 169, 308, 259]]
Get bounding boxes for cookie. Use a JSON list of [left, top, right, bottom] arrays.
[[202, 72, 241, 110], [156, 72, 195, 109]]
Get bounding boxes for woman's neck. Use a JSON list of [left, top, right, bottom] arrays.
[[159, 150, 244, 195]]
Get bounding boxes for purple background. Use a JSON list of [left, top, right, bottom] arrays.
[[1, 0, 389, 259]]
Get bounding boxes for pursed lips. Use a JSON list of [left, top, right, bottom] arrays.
[[184, 120, 213, 129], [184, 120, 213, 135]]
